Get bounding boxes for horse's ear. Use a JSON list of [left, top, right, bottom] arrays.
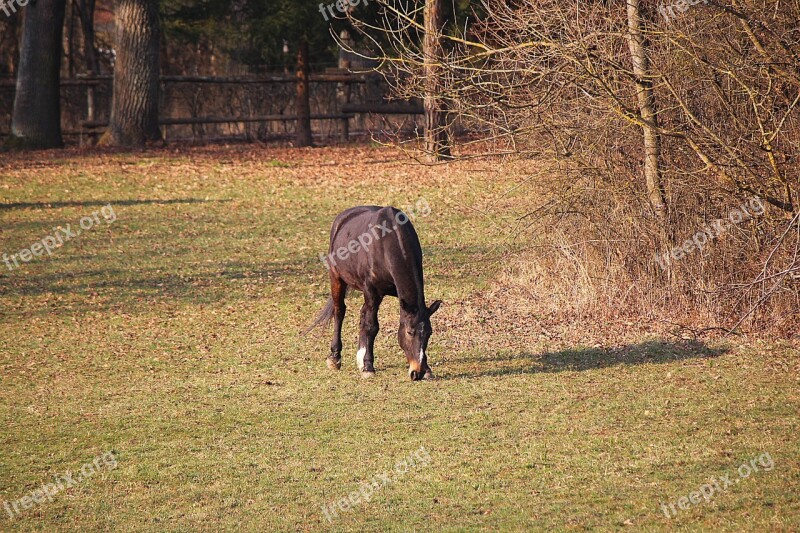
[[428, 300, 442, 316]]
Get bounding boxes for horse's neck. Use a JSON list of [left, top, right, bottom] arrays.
[[397, 282, 425, 315], [391, 224, 425, 311]]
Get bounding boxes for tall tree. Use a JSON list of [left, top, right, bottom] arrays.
[[9, 0, 67, 149], [423, 0, 451, 161], [100, 0, 160, 147], [626, 0, 667, 224]]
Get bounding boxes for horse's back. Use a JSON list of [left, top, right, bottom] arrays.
[[327, 206, 422, 293], [330, 205, 414, 245], [329, 205, 382, 240]]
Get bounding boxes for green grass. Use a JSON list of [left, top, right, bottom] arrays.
[[0, 146, 798, 531]]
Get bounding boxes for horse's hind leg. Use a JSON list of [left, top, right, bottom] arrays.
[[357, 289, 382, 378], [328, 275, 347, 370]]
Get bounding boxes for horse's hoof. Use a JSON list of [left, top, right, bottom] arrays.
[[327, 357, 341, 370], [360, 370, 376, 379]]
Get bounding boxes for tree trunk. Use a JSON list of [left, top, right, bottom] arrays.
[[295, 39, 313, 147], [9, 0, 67, 150], [423, 0, 451, 161], [100, 0, 160, 147], [626, 0, 667, 223]]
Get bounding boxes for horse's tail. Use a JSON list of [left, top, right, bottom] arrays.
[[302, 295, 335, 335]]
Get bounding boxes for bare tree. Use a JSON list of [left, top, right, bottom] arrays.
[[423, 0, 451, 160], [626, 0, 667, 223]]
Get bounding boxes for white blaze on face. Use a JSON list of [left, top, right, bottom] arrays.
[[419, 348, 426, 365], [357, 347, 366, 371]]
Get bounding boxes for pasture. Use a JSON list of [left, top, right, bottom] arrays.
[[0, 145, 798, 531]]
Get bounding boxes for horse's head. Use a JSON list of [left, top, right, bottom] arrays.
[[398, 300, 442, 381]]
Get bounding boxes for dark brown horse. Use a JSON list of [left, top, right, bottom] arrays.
[[307, 206, 441, 380]]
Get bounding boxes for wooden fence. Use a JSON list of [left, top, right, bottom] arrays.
[[0, 71, 424, 144]]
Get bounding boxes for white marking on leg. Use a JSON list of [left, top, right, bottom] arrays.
[[357, 347, 366, 371]]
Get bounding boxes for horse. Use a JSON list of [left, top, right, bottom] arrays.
[[306, 206, 441, 380]]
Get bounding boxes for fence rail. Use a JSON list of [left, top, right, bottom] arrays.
[[0, 72, 423, 143], [0, 74, 369, 87], [82, 114, 355, 128]]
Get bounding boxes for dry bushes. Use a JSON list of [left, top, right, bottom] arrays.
[[495, 158, 798, 334]]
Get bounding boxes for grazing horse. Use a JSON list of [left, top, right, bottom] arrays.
[[307, 206, 441, 380]]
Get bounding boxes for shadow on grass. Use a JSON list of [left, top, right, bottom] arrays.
[[0, 258, 315, 318], [0, 198, 228, 210], [447, 341, 728, 379]]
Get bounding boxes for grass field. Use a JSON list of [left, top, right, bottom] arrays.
[[1, 145, 798, 531]]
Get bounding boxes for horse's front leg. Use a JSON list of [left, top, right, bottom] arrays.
[[328, 275, 347, 370], [357, 289, 382, 378]]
